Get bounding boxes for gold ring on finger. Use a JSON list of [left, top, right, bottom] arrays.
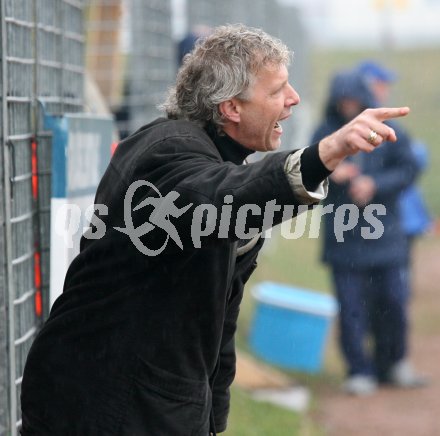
[[367, 129, 378, 144]]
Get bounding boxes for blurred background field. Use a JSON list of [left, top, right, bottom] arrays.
[[225, 47, 440, 435]]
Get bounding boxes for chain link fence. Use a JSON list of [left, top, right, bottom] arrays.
[[0, 0, 85, 434], [128, 0, 174, 135]]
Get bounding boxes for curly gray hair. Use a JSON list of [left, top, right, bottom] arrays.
[[161, 24, 292, 129]]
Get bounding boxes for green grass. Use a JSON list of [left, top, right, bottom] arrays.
[[225, 386, 324, 436], [227, 48, 440, 435]]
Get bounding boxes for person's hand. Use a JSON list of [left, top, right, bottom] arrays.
[[318, 107, 410, 170], [349, 175, 376, 207], [330, 162, 360, 184]]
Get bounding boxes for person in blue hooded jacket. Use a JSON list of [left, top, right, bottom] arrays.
[[357, 60, 432, 251], [311, 69, 427, 395]]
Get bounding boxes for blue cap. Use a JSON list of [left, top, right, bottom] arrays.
[[357, 60, 397, 83]]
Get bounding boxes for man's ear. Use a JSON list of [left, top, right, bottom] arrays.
[[219, 99, 241, 123]]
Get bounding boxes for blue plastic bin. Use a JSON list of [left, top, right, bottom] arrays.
[[249, 281, 338, 373]]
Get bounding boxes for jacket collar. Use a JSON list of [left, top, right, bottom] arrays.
[[205, 122, 255, 164]]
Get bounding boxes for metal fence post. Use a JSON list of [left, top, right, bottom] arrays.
[[1, 0, 19, 432]]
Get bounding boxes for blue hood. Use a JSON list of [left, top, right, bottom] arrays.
[[326, 69, 376, 119]]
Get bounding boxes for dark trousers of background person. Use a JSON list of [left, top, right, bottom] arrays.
[[331, 265, 410, 381]]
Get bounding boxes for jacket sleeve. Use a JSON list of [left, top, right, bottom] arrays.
[[211, 237, 263, 432], [371, 129, 419, 199], [126, 134, 325, 251]]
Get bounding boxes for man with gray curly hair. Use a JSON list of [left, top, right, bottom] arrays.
[[164, 24, 291, 129], [21, 24, 410, 435]]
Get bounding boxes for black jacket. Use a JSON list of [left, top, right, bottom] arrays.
[[21, 118, 325, 435]]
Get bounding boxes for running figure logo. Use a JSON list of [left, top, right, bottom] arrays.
[[115, 180, 192, 256]]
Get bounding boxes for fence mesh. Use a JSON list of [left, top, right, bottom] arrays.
[[0, 18, 9, 429], [0, 1, 85, 434], [128, 0, 174, 134], [3, 1, 37, 430]]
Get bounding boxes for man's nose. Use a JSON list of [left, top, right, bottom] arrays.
[[286, 84, 300, 107]]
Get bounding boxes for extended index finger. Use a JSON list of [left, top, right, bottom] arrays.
[[372, 106, 410, 121]]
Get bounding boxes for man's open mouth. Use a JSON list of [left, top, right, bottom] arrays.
[[274, 121, 283, 133]]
